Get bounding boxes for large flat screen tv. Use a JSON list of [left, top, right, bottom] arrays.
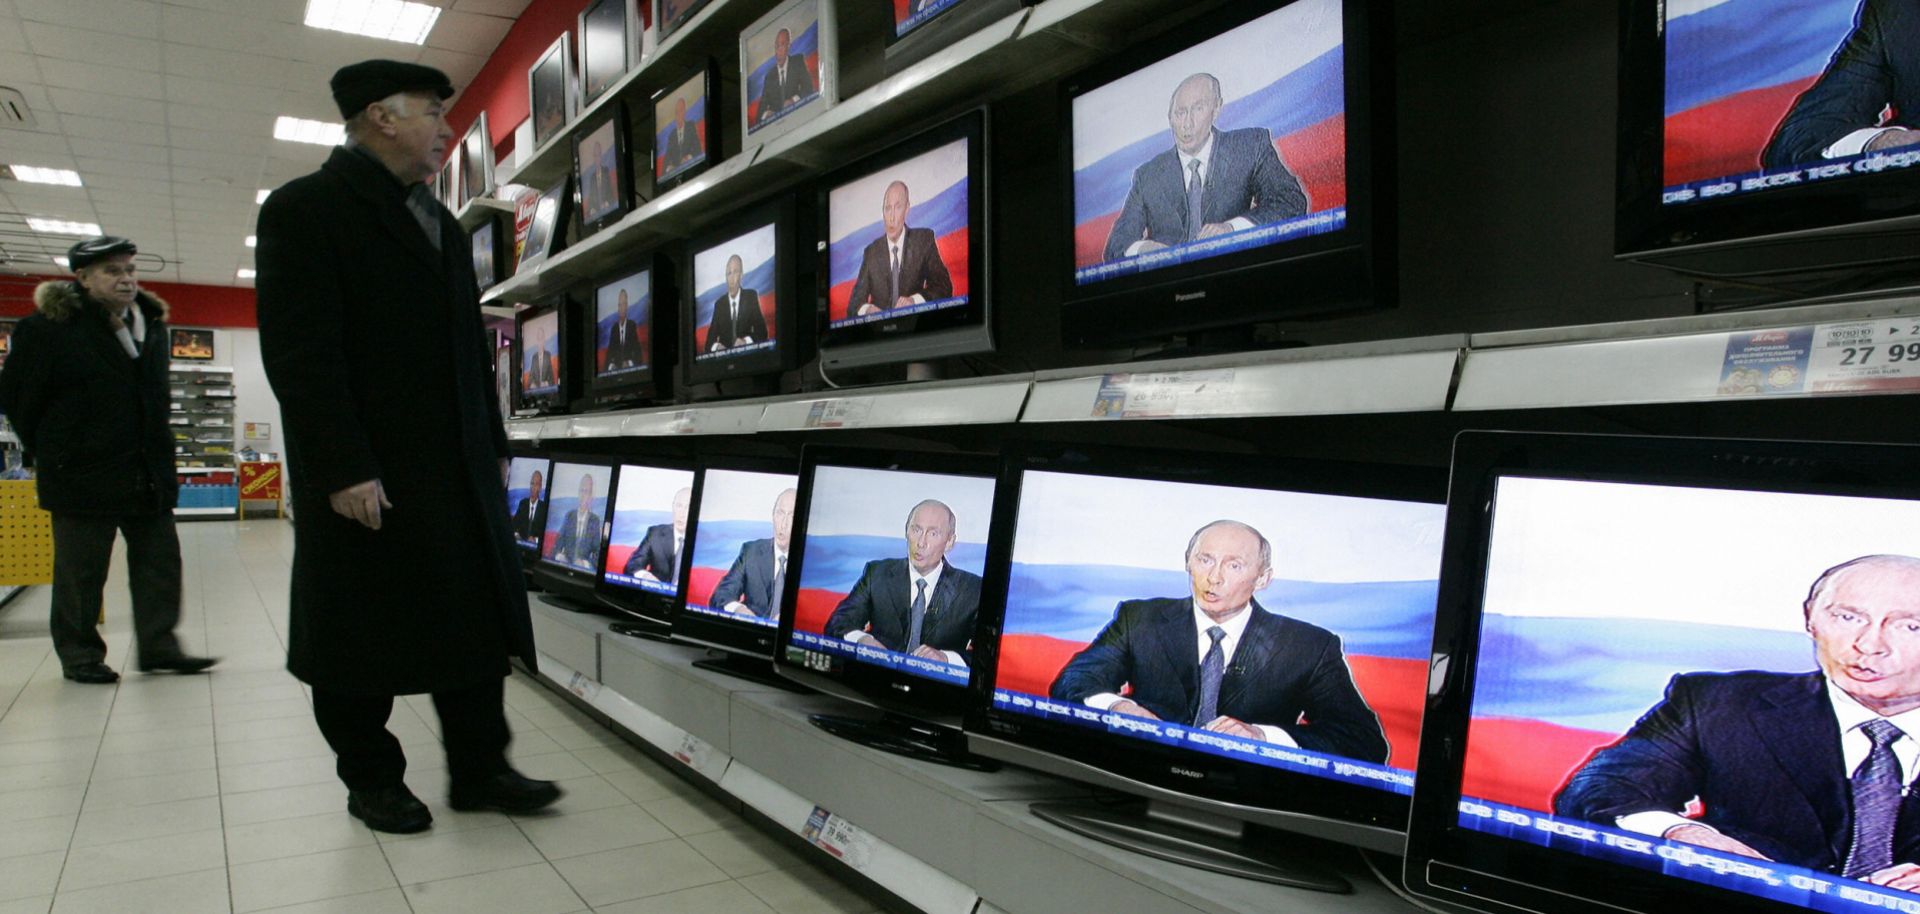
[[1059, 0, 1392, 347], [514, 301, 569, 416], [672, 457, 802, 685], [968, 445, 1446, 888], [682, 197, 803, 387], [530, 456, 618, 607], [595, 458, 699, 632], [584, 255, 674, 408], [506, 453, 552, 558]]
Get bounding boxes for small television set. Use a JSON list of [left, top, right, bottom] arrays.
[[513, 300, 569, 415], [530, 456, 618, 607], [775, 446, 1003, 768], [682, 196, 803, 388], [594, 458, 699, 635], [471, 216, 505, 293], [819, 110, 991, 370], [672, 457, 802, 686], [656, 0, 711, 42], [1059, 0, 1391, 348], [505, 453, 552, 557], [653, 62, 719, 193], [1408, 431, 1920, 914], [572, 102, 637, 238], [584, 254, 675, 408], [967, 445, 1447, 888], [739, 0, 838, 148], [1616, 0, 1920, 278], [882, 0, 1025, 73]]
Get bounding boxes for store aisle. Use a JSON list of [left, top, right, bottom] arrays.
[[0, 520, 881, 914]]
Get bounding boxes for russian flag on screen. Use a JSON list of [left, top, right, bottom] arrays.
[[690, 256, 777, 352], [1662, 0, 1859, 186], [655, 97, 709, 177], [601, 508, 669, 578], [745, 24, 821, 127], [826, 178, 969, 322], [790, 533, 988, 637], [686, 519, 766, 609]]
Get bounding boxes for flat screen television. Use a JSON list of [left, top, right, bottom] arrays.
[[1059, 0, 1391, 348], [775, 446, 1003, 768], [653, 62, 719, 193], [882, 0, 1026, 74], [506, 453, 552, 558], [1616, 0, 1920, 274], [530, 456, 618, 607], [682, 196, 803, 387], [471, 216, 505, 293], [818, 110, 991, 370], [584, 254, 674, 408], [572, 101, 637, 238], [967, 445, 1447, 888], [672, 457, 802, 686], [1408, 431, 1920, 914], [594, 458, 699, 634], [513, 300, 569, 415]]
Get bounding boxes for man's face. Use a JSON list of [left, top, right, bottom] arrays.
[[775, 29, 790, 61], [725, 256, 743, 296], [386, 93, 453, 182], [578, 475, 595, 505], [675, 98, 688, 129], [771, 489, 796, 550], [904, 503, 955, 576], [1808, 562, 1920, 714], [671, 488, 691, 533], [617, 290, 629, 320], [881, 183, 909, 241], [528, 472, 543, 500], [1168, 76, 1221, 157], [1186, 524, 1270, 620], [77, 254, 139, 309]]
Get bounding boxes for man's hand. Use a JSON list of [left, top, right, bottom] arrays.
[[635, 570, 660, 583], [1202, 716, 1263, 740], [893, 296, 915, 309], [1867, 127, 1920, 152], [855, 634, 884, 649], [856, 303, 880, 316], [330, 479, 391, 531], [1867, 863, 1920, 890], [1134, 240, 1170, 254], [911, 645, 945, 661], [735, 336, 755, 347], [709, 340, 725, 353], [1109, 699, 1160, 720], [1196, 222, 1234, 240], [722, 600, 751, 615], [1664, 824, 1771, 860]]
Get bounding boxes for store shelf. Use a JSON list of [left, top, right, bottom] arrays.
[[176, 507, 236, 517], [455, 195, 516, 230], [759, 375, 1032, 431], [168, 364, 231, 374]]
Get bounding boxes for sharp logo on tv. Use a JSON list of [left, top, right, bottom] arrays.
[[1170, 765, 1206, 780]]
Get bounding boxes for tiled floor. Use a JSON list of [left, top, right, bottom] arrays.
[[0, 519, 883, 914]]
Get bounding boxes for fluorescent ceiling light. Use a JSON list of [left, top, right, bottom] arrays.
[[256, 189, 272, 204], [52, 256, 69, 268], [237, 268, 257, 279], [273, 116, 345, 146], [26, 217, 102, 235], [6, 165, 83, 186], [245, 236, 256, 248], [304, 0, 441, 45]]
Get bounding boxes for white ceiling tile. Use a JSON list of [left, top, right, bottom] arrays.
[[160, 5, 303, 58], [163, 46, 289, 86], [169, 130, 271, 158], [0, 19, 29, 54], [160, 0, 303, 22], [290, 27, 417, 67], [452, 0, 533, 17], [0, 150, 77, 171], [0, 51, 44, 88], [70, 141, 170, 164], [276, 60, 336, 95], [0, 130, 75, 158], [274, 91, 341, 123], [35, 58, 165, 100], [162, 76, 282, 115], [47, 87, 168, 126], [13, 0, 161, 37], [24, 21, 163, 70], [415, 47, 486, 89], [165, 102, 247, 134], [75, 164, 171, 187], [425, 11, 512, 55], [58, 113, 171, 146]]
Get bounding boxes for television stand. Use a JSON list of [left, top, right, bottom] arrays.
[[808, 711, 999, 772], [1029, 798, 1351, 892], [691, 652, 810, 692], [608, 620, 672, 643]]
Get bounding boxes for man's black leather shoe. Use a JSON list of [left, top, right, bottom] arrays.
[[62, 662, 119, 684], [139, 655, 219, 674], [347, 785, 432, 834], [448, 771, 563, 814]]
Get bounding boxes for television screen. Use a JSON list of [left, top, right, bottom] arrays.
[[520, 309, 562, 397], [506, 456, 551, 552], [786, 463, 998, 688], [593, 268, 653, 378], [827, 136, 970, 330], [987, 468, 1440, 795], [539, 461, 614, 573], [742, 0, 825, 136], [654, 68, 711, 185], [684, 468, 798, 628], [575, 114, 627, 230], [894, 0, 969, 39], [690, 222, 780, 364], [601, 463, 698, 596]]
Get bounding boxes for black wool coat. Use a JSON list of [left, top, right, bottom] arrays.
[[255, 146, 534, 695], [0, 282, 179, 516]]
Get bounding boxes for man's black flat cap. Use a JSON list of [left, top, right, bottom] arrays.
[[330, 59, 454, 119], [67, 235, 137, 270]]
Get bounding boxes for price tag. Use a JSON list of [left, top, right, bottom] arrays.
[[1806, 319, 1920, 393], [669, 410, 700, 435], [671, 731, 705, 766], [804, 398, 875, 429], [800, 806, 874, 867], [565, 672, 601, 701], [1091, 370, 1237, 419]]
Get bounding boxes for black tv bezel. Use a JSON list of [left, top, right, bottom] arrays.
[[593, 455, 702, 627], [528, 32, 576, 151], [669, 455, 803, 660], [584, 251, 675, 408], [966, 443, 1447, 840], [572, 100, 638, 238], [1614, 2, 1920, 261], [578, 0, 630, 108], [681, 194, 803, 387], [773, 445, 1003, 728], [516, 176, 575, 275], [506, 450, 553, 561], [1406, 431, 1920, 914], [656, 0, 712, 41], [1055, 0, 1393, 348], [470, 215, 506, 293], [530, 453, 621, 603], [652, 60, 721, 193], [816, 109, 992, 365], [512, 298, 570, 416]]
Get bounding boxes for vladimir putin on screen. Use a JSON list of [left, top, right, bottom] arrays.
[[824, 499, 981, 665], [849, 181, 953, 317], [712, 488, 798, 619], [756, 28, 815, 124], [705, 254, 768, 352]]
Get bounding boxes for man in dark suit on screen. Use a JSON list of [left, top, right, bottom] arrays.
[[705, 254, 768, 352], [510, 470, 544, 544], [1049, 519, 1388, 762], [824, 499, 981, 666], [1765, 0, 1920, 168], [549, 473, 603, 570], [526, 330, 554, 389], [712, 488, 797, 619], [663, 97, 698, 170], [1102, 73, 1308, 262], [756, 28, 815, 124], [1556, 555, 1920, 887], [625, 487, 692, 584], [602, 289, 645, 373], [849, 181, 954, 317]]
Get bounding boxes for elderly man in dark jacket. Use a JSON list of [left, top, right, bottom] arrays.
[[255, 60, 558, 834], [0, 237, 217, 684]]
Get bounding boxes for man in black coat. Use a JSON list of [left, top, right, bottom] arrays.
[[663, 97, 699, 172], [0, 237, 216, 684], [705, 254, 769, 352], [510, 469, 544, 546], [602, 289, 646, 373], [824, 499, 981, 666], [624, 486, 691, 584], [849, 181, 954, 316], [712, 488, 797, 620], [756, 28, 815, 125], [255, 60, 558, 834], [1765, 0, 1920, 168], [1049, 520, 1389, 762], [550, 472, 605, 571]]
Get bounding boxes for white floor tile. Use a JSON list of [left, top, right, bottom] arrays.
[[71, 795, 223, 848], [552, 839, 731, 908], [0, 851, 64, 903], [515, 804, 675, 860], [223, 810, 374, 866], [227, 844, 397, 913], [400, 861, 586, 914], [594, 881, 781, 914], [49, 869, 232, 914], [57, 828, 226, 892], [379, 822, 543, 885]]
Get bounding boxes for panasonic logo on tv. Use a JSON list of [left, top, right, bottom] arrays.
[[1169, 766, 1205, 780], [1174, 291, 1207, 303]]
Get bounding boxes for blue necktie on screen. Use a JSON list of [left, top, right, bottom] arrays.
[[906, 579, 928, 652], [771, 554, 786, 617], [1844, 718, 1906, 878], [1194, 625, 1226, 726], [1185, 158, 1205, 243]]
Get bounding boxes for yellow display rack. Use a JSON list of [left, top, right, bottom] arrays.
[[0, 480, 52, 585]]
